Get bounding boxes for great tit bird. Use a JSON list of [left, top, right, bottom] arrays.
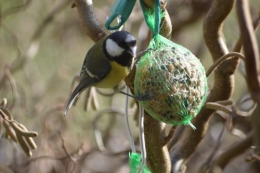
[[64, 31, 137, 115]]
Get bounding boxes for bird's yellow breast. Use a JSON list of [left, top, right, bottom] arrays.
[[94, 61, 130, 88]]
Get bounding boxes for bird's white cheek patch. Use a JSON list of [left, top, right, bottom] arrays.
[[106, 38, 124, 57]]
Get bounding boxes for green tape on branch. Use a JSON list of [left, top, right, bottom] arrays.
[[105, 0, 136, 30], [129, 152, 151, 173]]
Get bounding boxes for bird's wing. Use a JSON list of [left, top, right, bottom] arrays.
[[64, 40, 111, 115], [83, 39, 111, 80]]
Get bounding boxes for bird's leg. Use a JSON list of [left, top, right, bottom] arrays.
[[119, 90, 152, 101], [135, 48, 154, 63], [114, 86, 152, 101]]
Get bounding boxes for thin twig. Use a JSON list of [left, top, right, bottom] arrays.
[[232, 102, 257, 117], [167, 125, 185, 150], [215, 100, 233, 106], [164, 126, 176, 145], [84, 87, 99, 111], [210, 131, 253, 170], [0, 98, 7, 109], [95, 88, 116, 97], [0, 0, 32, 19], [169, 0, 212, 35], [1, 24, 22, 59], [199, 122, 226, 173], [4, 67, 18, 110], [233, 13, 260, 52], [206, 52, 246, 77], [204, 102, 232, 114], [92, 108, 124, 151], [0, 0, 71, 85], [56, 130, 77, 162]]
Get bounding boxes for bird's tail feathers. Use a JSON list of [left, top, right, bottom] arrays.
[[64, 92, 79, 116], [64, 80, 92, 116]]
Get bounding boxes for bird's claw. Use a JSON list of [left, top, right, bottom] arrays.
[[135, 93, 153, 101]]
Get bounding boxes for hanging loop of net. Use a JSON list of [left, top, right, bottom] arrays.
[[139, 0, 162, 37], [105, 0, 136, 30]]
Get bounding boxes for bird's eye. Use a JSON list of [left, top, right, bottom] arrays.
[[127, 40, 136, 47]]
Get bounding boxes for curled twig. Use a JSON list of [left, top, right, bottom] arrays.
[[0, 98, 8, 109], [0, 0, 71, 85], [232, 102, 257, 117], [237, 0, 260, 153], [168, 0, 212, 35], [95, 88, 116, 97], [92, 108, 124, 151], [210, 131, 253, 171], [55, 130, 77, 162], [204, 102, 232, 115], [199, 121, 226, 173], [206, 52, 246, 77], [215, 100, 233, 106], [233, 13, 260, 52], [167, 125, 185, 150], [4, 66, 18, 110], [164, 126, 176, 145], [0, 24, 22, 59], [84, 87, 99, 111], [0, 0, 32, 19]]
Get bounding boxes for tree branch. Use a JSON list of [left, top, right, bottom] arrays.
[[236, 0, 260, 154], [74, 0, 107, 42], [171, 0, 238, 171]]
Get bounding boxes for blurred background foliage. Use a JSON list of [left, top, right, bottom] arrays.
[[0, 0, 260, 172]]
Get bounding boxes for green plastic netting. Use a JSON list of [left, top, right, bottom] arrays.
[[134, 34, 208, 128], [129, 152, 150, 173]]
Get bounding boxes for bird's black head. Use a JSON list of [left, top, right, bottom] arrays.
[[103, 31, 137, 68]]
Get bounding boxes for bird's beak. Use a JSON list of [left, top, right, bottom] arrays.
[[127, 46, 137, 57]]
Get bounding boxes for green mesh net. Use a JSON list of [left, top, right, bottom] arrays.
[[134, 34, 208, 128]]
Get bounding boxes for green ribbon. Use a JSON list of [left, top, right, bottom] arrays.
[[105, 0, 136, 30]]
